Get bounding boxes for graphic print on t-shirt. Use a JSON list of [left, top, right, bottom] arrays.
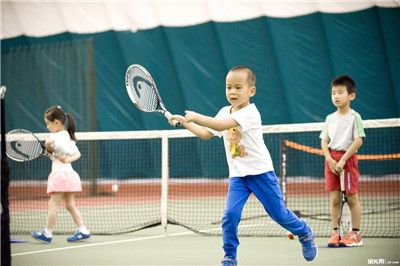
[[227, 127, 247, 158]]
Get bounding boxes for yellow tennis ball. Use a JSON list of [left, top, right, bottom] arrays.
[[287, 232, 295, 240]]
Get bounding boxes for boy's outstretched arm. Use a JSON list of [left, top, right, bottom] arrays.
[[184, 111, 238, 131], [169, 114, 214, 140], [169, 111, 238, 141]]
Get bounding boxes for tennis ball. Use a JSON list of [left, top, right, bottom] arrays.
[[111, 184, 119, 193], [287, 232, 295, 240]]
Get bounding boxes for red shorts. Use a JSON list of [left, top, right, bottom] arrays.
[[325, 150, 359, 194]]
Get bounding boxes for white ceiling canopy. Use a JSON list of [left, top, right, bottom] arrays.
[[1, 0, 399, 39]]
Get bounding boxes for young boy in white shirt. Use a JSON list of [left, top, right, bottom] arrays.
[[170, 66, 318, 265], [320, 75, 365, 247]]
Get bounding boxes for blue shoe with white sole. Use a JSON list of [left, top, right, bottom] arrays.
[[299, 231, 318, 261], [221, 256, 237, 266], [67, 231, 90, 242], [31, 231, 52, 243]]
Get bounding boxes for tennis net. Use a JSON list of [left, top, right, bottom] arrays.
[[8, 119, 399, 237]]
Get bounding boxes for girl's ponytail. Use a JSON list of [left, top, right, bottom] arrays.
[[65, 113, 77, 141]]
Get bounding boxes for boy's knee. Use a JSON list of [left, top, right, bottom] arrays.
[[346, 194, 360, 207], [329, 193, 341, 207], [270, 212, 288, 224], [330, 198, 341, 208], [222, 209, 241, 224]]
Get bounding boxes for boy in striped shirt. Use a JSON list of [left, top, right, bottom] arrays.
[[320, 75, 365, 247]]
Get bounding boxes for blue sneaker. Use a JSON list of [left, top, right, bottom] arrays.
[[299, 231, 318, 261], [221, 256, 237, 266], [31, 231, 52, 243], [67, 231, 90, 242]]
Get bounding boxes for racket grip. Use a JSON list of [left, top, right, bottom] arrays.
[[164, 111, 181, 128], [340, 171, 345, 192]]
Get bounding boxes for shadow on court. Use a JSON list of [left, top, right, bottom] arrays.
[[11, 225, 399, 266]]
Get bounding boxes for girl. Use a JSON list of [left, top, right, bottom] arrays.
[[31, 106, 90, 243]]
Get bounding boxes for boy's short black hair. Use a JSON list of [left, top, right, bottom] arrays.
[[331, 75, 356, 94], [229, 66, 256, 87]]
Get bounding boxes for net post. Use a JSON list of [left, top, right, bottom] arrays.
[[161, 135, 169, 232], [279, 140, 287, 204], [1, 85, 11, 265]]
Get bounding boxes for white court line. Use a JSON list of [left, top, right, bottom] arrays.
[[12, 223, 262, 257], [12, 231, 194, 257]]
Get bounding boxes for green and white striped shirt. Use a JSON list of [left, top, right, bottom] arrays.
[[320, 109, 365, 151]]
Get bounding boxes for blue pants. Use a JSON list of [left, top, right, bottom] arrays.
[[222, 171, 311, 259]]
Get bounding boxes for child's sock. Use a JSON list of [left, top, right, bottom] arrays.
[[79, 226, 90, 235], [43, 227, 53, 238]]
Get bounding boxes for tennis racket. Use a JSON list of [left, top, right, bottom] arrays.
[[338, 171, 352, 239], [125, 64, 180, 127], [6, 129, 46, 162]]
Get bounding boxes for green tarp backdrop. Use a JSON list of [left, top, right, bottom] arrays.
[[1, 7, 399, 132]]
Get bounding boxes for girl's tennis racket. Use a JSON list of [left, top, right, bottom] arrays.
[[338, 171, 352, 239], [6, 129, 46, 162], [125, 64, 180, 127]]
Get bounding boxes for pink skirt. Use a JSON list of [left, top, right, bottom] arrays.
[[47, 170, 82, 194]]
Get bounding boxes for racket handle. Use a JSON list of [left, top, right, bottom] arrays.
[[164, 111, 181, 128], [340, 171, 345, 192]]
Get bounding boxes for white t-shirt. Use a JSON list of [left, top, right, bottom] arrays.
[[49, 130, 79, 171], [319, 109, 365, 151], [207, 103, 274, 177]]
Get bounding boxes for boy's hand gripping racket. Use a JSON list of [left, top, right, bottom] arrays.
[[125, 64, 180, 127], [6, 129, 46, 162], [338, 171, 352, 238]]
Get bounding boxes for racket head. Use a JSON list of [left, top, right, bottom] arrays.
[[125, 64, 165, 113], [338, 171, 352, 236], [339, 201, 352, 236], [6, 129, 44, 162]]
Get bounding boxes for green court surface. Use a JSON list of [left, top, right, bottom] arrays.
[[11, 225, 399, 266]]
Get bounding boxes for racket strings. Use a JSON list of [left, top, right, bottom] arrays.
[[340, 201, 352, 236], [6, 132, 43, 161], [127, 67, 159, 112]]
